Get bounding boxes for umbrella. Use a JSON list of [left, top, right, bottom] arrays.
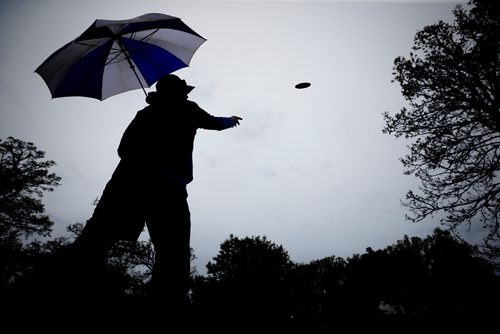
[[35, 13, 206, 100]]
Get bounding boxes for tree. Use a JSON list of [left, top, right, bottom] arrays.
[[382, 1, 500, 257], [0, 137, 61, 285], [206, 234, 292, 282], [340, 229, 499, 331], [194, 235, 293, 329], [0, 136, 61, 242], [288, 256, 347, 328]]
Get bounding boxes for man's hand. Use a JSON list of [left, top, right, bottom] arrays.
[[231, 116, 242, 126]]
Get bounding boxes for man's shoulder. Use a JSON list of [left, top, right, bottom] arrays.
[[136, 105, 153, 116], [185, 100, 209, 117], [185, 100, 202, 109], [126, 107, 153, 125]]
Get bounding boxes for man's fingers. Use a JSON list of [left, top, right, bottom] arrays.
[[231, 116, 242, 126]]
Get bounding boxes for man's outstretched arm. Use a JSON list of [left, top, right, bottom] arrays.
[[197, 108, 242, 131]]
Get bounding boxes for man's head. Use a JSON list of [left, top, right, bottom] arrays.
[[155, 74, 194, 96]]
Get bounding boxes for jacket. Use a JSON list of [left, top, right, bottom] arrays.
[[117, 95, 237, 186]]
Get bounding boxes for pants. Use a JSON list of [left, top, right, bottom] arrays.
[[70, 161, 192, 307]]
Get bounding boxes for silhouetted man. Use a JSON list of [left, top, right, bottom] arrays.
[[69, 74, 242, 314]]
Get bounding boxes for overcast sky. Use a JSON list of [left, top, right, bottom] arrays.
[[0, 0, 468, 274]]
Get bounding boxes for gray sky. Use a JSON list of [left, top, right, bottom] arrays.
[[0, 0, 466, 274]]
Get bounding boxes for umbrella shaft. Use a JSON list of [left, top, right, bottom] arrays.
[[116, 39, 147, 97]]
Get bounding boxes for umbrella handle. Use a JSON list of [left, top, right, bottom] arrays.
[[117, 39, 148, 97]]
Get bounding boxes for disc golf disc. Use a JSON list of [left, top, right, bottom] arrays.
[[295, 82, 311, 89]]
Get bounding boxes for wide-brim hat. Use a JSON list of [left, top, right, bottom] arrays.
[[156, 74, 194, 94]]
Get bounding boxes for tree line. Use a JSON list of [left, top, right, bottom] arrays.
[[1, 136, 499, 331]]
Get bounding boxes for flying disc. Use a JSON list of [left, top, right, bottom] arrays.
[[295, 82, 311, 89]]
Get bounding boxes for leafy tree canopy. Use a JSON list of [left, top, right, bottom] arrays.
[[0, 136, 61, 242], [206, 234, 292, 283], [383, 0, 500, 257]]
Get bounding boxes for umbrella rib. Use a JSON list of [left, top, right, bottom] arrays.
[[105, 45, 156, 66], [105, 29, 159, 66], [122, 29, 159, 43], [137, 29, 159, 42], [106, 47, 126, 65], [104, 29, 158, 66], [75, 41, 103, 48]]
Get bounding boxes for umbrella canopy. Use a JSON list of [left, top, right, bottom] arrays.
[[36, 13, 206, 100]]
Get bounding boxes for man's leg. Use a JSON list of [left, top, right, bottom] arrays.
[[56, 176, 145, 299], [71, 170, 146, 260], [145, 186, 191, 311]]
